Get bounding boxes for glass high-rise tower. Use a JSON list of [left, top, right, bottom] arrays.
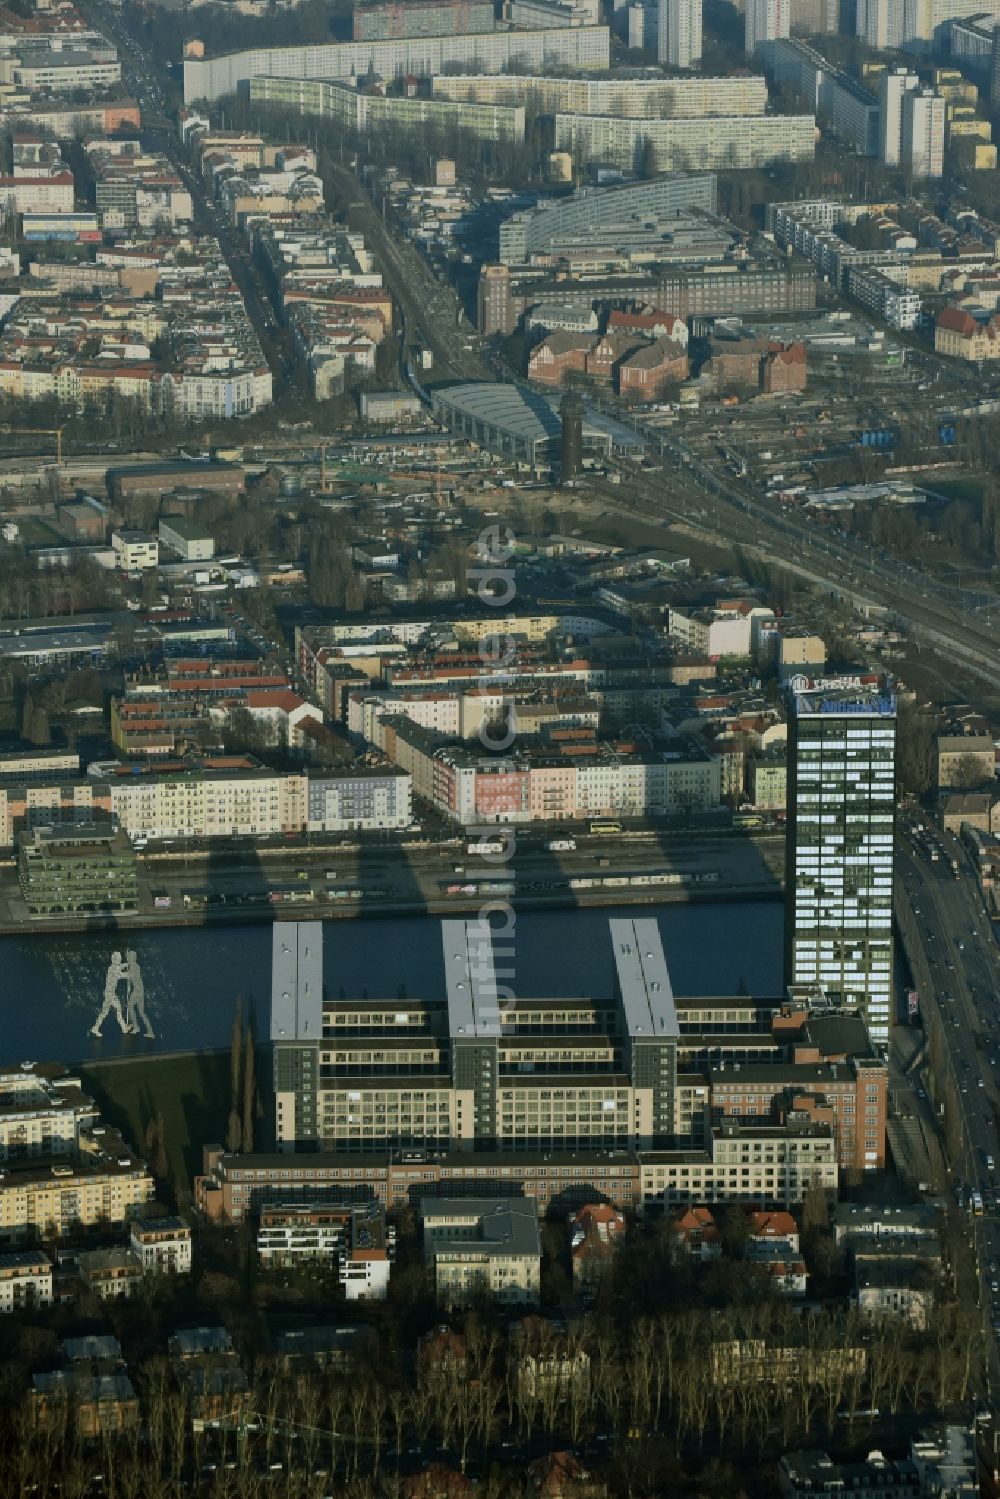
[[785, 676, 896, 1048]]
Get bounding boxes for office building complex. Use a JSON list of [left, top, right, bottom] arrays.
[[785, 675, 896, 1048], [17, 824, 138, 915], [553, 111, 814, 173], [658, 259, 817, 317], [498, 173, 718, 265], [745, 0, 790, 54], [183, 28, 611, 103], [658, 0, 702, 67], [267, 917, 886, 1172]]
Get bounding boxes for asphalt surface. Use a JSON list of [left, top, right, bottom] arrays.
[[896, 813, 1000, 1393]]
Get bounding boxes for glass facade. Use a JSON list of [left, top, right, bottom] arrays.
[[786, 685, 896, 1046]]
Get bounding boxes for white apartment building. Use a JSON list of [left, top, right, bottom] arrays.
[[846, 265, 922, 329], [421, 1198, 542, 1308], [658, 0, 702, 67], [901, 88, 945, 177], [879, 66, 919, 166], [340, 1250, 391, 1300], [183, 27, 612, 103], [745, 0, 790, 54], [431, 71, 767, 117], [554, 112, 814, 173], [106, 768, 300, 841], [167, 367, 273, 421], [111, 529, 158, 571], [0, 172, 74, 215], [668, 603, 775, 658], [0, 1251, 53, 1313], [129, 1217, 192, 1275], [0, 1065, 98, 1160]]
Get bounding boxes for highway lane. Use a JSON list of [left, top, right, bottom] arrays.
[[897, 815, 1000, 1389]]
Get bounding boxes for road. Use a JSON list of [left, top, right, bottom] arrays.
[[84, 0, 290, 393], [895, 812, 1000, 1392]]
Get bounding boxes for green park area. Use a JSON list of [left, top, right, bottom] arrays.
[[80, 1050, 232, 1204]]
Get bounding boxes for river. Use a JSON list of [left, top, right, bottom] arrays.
[[0, 901, 784, 1066]]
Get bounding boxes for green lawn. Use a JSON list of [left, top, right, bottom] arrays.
[[80, 1050, 232, 1203]]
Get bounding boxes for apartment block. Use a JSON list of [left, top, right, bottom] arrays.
[[421, 1198, 542, 1307], [0, 1251, 53, 1313], [433, 72, 764, 119], [249, 76, 525, 147], [129, 1217, 193, 1275], [0, 1152, 154, 1246], [553, 112, 815, 174], [769, 38, 879, 157], [0, 1064, 99, 1161], [354, 0, 496, 38], [846, 266, 922, 330], [183, 28, 612, 103]]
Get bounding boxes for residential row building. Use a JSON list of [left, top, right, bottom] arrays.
[[0, 232, 272, 418], [552, 111, 816, 175], [369, 713, 723, 823], [769, 38, 879, 157], [431, 71, 764, 119], [247, 76, 526, 147], [111, 658, 323, 755], [182, 26, 612, 103], [252, 215, 390, 399], [0, 759, 413, 846], [0, 1133, 154, 1245]]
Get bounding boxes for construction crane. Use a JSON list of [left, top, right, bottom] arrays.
[[4, 425, 66, 464]]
